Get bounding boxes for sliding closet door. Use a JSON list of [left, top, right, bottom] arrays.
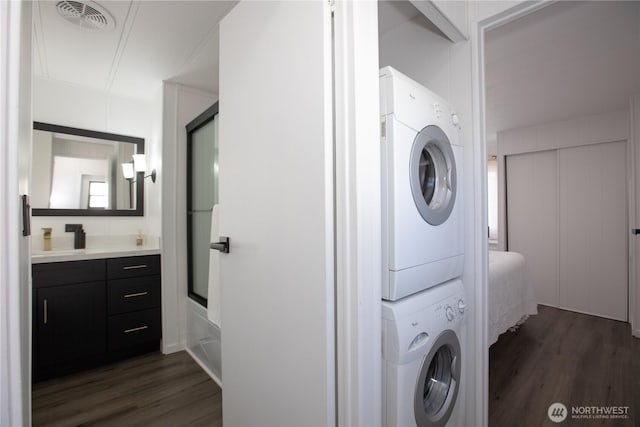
[[558, 141, 628, 320], [506, 150, 558, 306]]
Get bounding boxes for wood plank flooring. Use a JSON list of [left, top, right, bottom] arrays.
[[32, 351, 222, 427], [489, 305, 640, 427]]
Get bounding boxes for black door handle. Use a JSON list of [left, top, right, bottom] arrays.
[[210, 237, 230, 253], [21, 195, 30, 236], [633, 229, 640, 235]]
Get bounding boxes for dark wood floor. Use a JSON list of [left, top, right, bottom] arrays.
[[32, 351, 222, 427], [489, 305, 640, 427]]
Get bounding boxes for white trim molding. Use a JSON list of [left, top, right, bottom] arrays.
[[333, 2, 382, 426], [630, 93, 640, 337], [469, 1, 552, 425]]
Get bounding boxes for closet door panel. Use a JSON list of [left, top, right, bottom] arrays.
[[558, 141, 627, 320], [506, 150, 559, 306]]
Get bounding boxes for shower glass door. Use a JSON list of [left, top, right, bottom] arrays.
[[187, 103, 219, 306]]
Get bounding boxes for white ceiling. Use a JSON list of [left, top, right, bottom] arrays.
[[378, 0, 421, 36], [485, 1, 640, 150], [34, 0, 422, 101], [34, 0, 640, 140], [33, 0, 236, 100]]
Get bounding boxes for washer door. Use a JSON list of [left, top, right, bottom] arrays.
[[410, 125, 457, 226], [414, 330, 461, 427]]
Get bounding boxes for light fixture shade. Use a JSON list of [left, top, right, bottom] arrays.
[[121, 162, 134, 179], [133, 154, 146, 173]]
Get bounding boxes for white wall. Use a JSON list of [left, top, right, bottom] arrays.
[[498, 109, 629, 156], [31, 78, 161, 243], [160, 82, 216, 355]]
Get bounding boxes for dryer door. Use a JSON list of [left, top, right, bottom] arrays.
[[414, 329, 461, 427], [410, 125, 457, 226]]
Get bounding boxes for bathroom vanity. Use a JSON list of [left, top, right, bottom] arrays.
[[32, 252, 161, 382]]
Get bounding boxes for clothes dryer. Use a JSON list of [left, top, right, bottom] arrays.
[[380, 66, 464, 301]]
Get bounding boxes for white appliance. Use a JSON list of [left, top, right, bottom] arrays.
[[382, 279, 466, 427], [380, 66, 464, 301]]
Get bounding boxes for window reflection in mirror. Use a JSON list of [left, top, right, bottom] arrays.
[[32, 122, 144, 216]]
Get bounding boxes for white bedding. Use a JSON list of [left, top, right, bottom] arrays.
[[488, 250, 537, 345]]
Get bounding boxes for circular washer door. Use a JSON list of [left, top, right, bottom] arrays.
[[414, 329, 461, 427], [409, 125, 457, 226]]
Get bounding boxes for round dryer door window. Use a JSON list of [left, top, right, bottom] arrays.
[[414, 330, 461, 427], [410, 125, 457, 226]]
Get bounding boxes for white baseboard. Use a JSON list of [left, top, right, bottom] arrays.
[[161, 341, 185, 355], [186, 347, 223, 388]]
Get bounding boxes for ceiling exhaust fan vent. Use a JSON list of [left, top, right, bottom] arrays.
[[55, 0, 115, 31]]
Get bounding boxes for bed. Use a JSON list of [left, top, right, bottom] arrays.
[[488, 250, 537, 345]]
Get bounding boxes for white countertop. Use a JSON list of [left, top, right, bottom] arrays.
[[32, 246, 161, 264]]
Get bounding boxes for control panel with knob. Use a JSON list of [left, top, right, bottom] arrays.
[[451, 113, 460, 127], [445, 305, 455, 322], [457, 299, 467, 314]]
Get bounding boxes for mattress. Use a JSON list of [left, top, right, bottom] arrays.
[[488, 250, 537, 345]]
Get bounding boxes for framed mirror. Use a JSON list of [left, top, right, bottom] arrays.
[[32, 122, 145, 216]]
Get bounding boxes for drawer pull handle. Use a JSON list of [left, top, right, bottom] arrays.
[[124, 291, 148, 298], [43, 299, 48, 325], [122, 264, 148, 270], [124, 325, 148, 334]]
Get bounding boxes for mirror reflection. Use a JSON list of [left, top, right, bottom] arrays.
[[32, 122, 144, 216]]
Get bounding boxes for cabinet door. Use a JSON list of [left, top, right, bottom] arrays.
[[35, 281, 106, 369]]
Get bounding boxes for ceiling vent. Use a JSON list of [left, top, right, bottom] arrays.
[[55, 0, 115, 31]]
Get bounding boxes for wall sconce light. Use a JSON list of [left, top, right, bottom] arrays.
[[123, 154, 156, 183], [122, 162, 135, 180]]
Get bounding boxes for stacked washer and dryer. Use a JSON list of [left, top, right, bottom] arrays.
[[380, 66, 467, 427]]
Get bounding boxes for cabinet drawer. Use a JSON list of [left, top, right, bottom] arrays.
[[108, 308, 161, 351], [106, 255, 160, 279], [33, 260, 105, 287], [108, 276, 161, 315]]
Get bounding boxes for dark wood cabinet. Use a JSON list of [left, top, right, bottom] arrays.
[[36, 281, 106, 369], [32, 255, 161, 382], [105, 255, 162, 357]]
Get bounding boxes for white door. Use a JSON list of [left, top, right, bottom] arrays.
[[0, 1, 32, 425], [218, 2, 334, 426], [506, 150, 559, 306], [558, 141, 628, 320]]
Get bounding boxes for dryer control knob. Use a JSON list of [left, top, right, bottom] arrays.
[[445, 306, 455, 321], [451, 113, 460, 127], [458, 299, 467, 314]]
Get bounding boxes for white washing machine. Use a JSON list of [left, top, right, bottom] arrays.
[[382, 279, 466, 427], [380, 66, 464, 301]]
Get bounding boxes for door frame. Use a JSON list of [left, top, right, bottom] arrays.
[[332, 2, 382, 426], [470, 1, 557, 425], [0, 1, 32, 425], [473, 0, 639, 420], [629, 94, 640, 337]]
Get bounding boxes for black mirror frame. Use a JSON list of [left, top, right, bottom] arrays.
[[32, 121, 145, 217]]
